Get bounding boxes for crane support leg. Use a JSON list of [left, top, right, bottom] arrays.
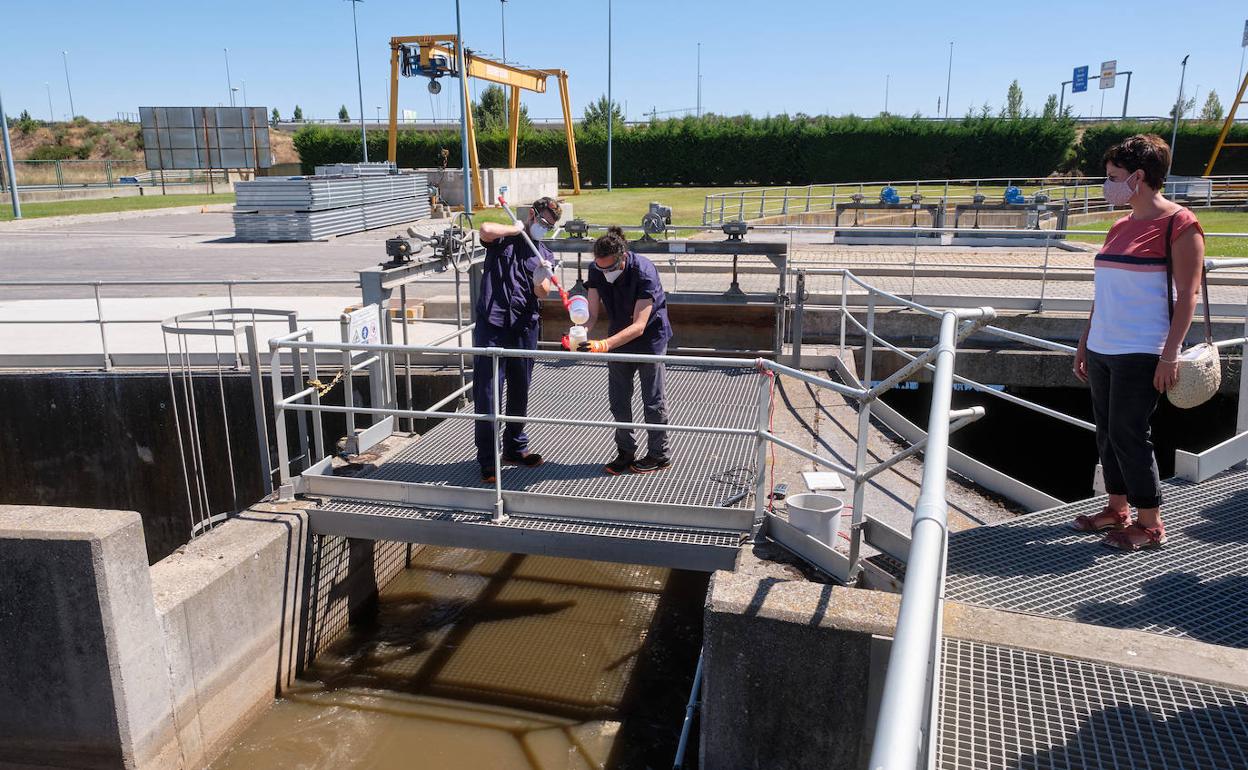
[[557, 72, 581, 194], [508, 85, 521, 169], [461, 65, 485, 208], [1205, 70, 1248, 176], [388, 45, 401, 164]]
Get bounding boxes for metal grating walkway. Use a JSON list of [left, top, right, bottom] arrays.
[[937, 638, 1248, 770], [943, 469, 1248, 647], [366, 362, 760, 508]]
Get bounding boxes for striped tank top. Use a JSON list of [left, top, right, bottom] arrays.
[[1087, 207, 1203, 356]]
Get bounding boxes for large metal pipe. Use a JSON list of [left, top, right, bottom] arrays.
[[0, 91, 20, 219]]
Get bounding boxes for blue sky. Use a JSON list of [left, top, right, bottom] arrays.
[[3, 0, 1248, 123]]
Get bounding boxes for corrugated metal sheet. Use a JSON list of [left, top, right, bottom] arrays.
[[232, 171, 429, 241]]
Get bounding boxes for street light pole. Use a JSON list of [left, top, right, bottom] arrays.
[[347, 0, 370, 163], [607, 0, 613, 191], [885, 73, 890, 114], [491, 0, 501, 62], [45, 82, 55, 124], [1, 90, 22, 219], [224, 48, 234, 107], [1169, 54, 1190, 178], [697, 42, 702, 118], [944, 42, 953, 119], [62, 51, 75, 118], [241, 80, 248, 109], [455, 0, 473, 213]]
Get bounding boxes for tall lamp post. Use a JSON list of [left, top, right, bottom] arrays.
[[607, 0, 613, 191], [224, 48, 234, 107], [1169, 54, 1190, 178], [346, 0, 370, 163], [62, 51, 75, 118], [943, 41, 953, 119], [1, 90, 21, 218], [697, 42, 702, 118], [45, 82, 55, 124], [499, 0, 508, 63], [455, 0, 472, 213]]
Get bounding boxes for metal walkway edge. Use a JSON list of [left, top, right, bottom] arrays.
[[302, 363, 761, 571]]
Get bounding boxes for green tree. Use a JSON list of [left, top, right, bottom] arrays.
[[293, 105, 303, 121], [472, 85, 529, 132], [1170, 95, 1196, 120], [1042, 93, 1059, 119], [1006, 80, 1024, 119], [15, 109, 37, 134], [582, 94, 624, 129], [270, 107, 281, 125], [1200, 90, 1224, 122], [338, 104, 350, 122]]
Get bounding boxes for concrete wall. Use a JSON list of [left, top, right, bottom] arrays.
[[0, 501, 417, 769], [417, 166, 558, 208]]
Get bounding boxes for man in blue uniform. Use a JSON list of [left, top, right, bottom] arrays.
[[474, 197, 561, 482], [581, 226, 674, 475]]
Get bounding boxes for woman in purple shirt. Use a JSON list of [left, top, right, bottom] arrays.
[[581, 226, 674, 475]]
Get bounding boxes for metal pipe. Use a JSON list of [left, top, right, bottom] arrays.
[[455, 0, 473, 213], [0, 92, 20, 219], [753, 372, 771, 527], [672, 647, 704, 770], [868, 310, 960, 770], [857, 407, 984, 483], [761, 431, 857, 478], [348, 0, 369, 163], [491, 353, 505, 521], [92, 284, 111, 370], [847, 293, 876, 580]]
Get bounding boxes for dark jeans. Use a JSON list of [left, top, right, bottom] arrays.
[[1087, 349, 1163, 509], [473, 320, 538, 469], [607, 351, 670, 460]]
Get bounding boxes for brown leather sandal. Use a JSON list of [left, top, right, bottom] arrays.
[[1071, 506, 1131, 533], [1102, 522, 1167, 551]]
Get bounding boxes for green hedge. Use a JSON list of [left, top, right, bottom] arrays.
[[292, 115, 1077, 186], [1078, 121, 1248, 177]]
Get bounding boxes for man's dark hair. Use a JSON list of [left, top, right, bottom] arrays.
[[532, 196, 563, 221], [1102, 133, 1171, 190], [594, 225, 628, 259]]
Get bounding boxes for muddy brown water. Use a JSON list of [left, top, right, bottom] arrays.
[[212, 546, 707, 770]]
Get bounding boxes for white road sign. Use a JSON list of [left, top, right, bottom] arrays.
[[1100, 60, 1117, 89]]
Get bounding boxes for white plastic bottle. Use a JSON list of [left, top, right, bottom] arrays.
[[568, 294, 590, 325], [569, 325, 588, 350]]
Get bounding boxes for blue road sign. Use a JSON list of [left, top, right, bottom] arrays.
[[1073, 66, 1089, 93]]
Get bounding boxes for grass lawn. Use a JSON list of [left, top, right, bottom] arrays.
[[0, 193, 236, 222], [468, 186, 725, 232], [1069, 210, 1248, 259]]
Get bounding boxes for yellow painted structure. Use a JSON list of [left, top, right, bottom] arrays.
[[387, 34, 581, 206], [1203, 70, 1248, 176]]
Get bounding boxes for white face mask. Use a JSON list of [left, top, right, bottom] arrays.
[[529, 221, 550, 240], [1103, 173, 1137, 206], [602, 267, 623, 284]]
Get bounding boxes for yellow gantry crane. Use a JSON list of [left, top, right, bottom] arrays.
[[1203, 70, 1248, 176], [387, 34, 581, 207]]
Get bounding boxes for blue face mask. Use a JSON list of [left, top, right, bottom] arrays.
[[529, 221, 550, 240]]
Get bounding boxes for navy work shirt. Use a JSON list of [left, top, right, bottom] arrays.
[[476, 234, 552, 329], [585, 251, 672, 354]]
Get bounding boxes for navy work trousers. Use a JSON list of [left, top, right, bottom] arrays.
[[607, 351, 670, 461], [473, 320, 538, 469], [1087, 349, 1164, 509]]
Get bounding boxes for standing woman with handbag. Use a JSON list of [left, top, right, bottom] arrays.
[[1072, 133, 1206, 551]]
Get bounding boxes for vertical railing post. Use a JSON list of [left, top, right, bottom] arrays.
[[56, 159, 64, 189], [759, 189, 767, 219], [491, 351, 506, 522], [791, 270, 806, 367], [106, 160, 114, 187], [93, 283, 112, 370], [340, 316, 357, 442], [805, 184, 812, 213], [719, 195, 725, 224], [737, 192, 744, 221], [400, 283, 414, 432], [753, 367, 771, 530], [1084, 185, 1090, 214], [781, 187, 789, 216], [847, 293, 876, 583], [1038, 234, 1052, 312], [702, 194, 710, 226], [305, 342, 325, 462], [454, 257, 468, 406], [839, 270, 848, 360], [1238, 293, 1248, 435], [268, 344, 293, 500], [244, 324, 274, 496]]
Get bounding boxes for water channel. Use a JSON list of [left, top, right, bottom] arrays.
[[212, 546, 707, 770]]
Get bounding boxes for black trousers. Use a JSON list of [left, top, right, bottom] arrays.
[[1087, 349, 1163, 509]]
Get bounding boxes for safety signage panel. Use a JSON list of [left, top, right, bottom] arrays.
[[348, 305, 380, 346], [1100, 60, 1117, 89], [1073, 66, 1089, 94]]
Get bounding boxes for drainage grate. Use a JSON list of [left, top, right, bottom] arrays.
[[367, 363, 760, 509], [317, 497, 746, 548], [944, 469, 1248, 648], [938, 638, 1248, 770]]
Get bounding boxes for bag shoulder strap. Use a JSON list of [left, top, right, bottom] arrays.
[[1164, 211, 1213, 345]]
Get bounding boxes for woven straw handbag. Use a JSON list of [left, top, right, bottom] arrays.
[[1164, 216, 1221, 409]]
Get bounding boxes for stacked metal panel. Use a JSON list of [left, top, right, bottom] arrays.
[[314, 162, 396, 177], [232, 171, 429, 241]]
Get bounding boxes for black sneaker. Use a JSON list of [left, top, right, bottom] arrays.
[[502, 452, 544, 467], [604, 453, 636, 476], [631, 455, 672, 473]]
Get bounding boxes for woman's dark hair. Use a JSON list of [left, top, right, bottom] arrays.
[[1102, 133, 1171, 190], [593, 225, 628, 259]]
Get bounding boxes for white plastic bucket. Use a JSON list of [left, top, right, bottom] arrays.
[[567, 294, 590, 325], [569, 325, 588, 350], [786, 493, 844, 547]]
